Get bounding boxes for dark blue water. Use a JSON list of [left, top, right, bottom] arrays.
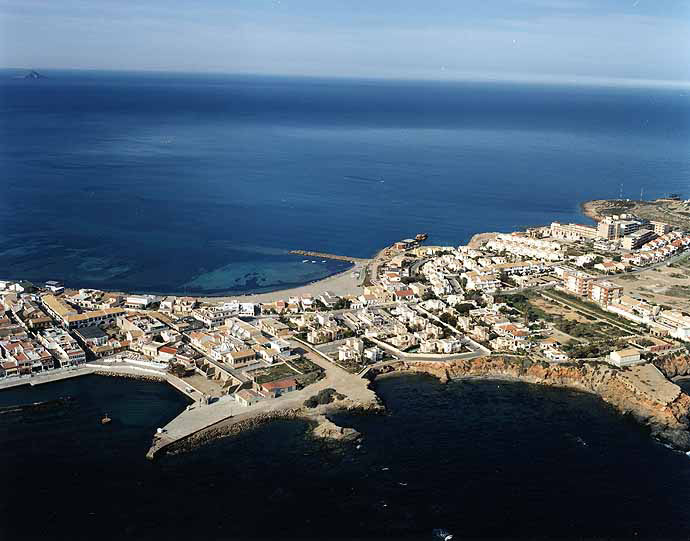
[[1, 70, 689, 294], [1, 374, 689, 540]]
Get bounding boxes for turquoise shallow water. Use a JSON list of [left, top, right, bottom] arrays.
[[1, 71, 689, 294]]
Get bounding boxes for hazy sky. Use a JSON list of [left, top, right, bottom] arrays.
[[1, 0, 689, 84]]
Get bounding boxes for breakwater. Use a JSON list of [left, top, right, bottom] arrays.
[[288, 250, 369, 263]]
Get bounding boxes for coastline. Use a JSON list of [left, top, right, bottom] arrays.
[[147, 354, 690, 459], [365, 356, 690, 451], [206, 261, 366, 303], [580, 199, 605, 223]]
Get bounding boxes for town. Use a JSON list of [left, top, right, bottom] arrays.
[[2, 198, 690, 452]]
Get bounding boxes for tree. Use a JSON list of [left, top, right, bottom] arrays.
[[169, 362, 188, 378], [439, 312, 458, 327], [422, 291, 436, 301]]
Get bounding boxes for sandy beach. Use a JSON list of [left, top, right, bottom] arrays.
[[202, 261, 368, 303], [467, 231, 500, 249]]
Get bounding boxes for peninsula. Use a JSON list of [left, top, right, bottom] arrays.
[[1, 198, 690, 456]]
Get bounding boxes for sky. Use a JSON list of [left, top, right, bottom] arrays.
[[0, 0, 689, 85]]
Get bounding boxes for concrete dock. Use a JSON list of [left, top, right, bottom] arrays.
[[288, 250, 370, 264]]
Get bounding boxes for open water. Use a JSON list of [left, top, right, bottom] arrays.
[[1, 374, 689, 540], [1, 70, 689, 294]]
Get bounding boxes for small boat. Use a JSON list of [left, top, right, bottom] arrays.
[[101, 414, 112, 425], [432, 529, 453, 541], [302, 259, 308, 263]]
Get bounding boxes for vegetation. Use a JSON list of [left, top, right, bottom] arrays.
[[541, 289, 641, 333], [439, 312, 458, 327], [286, 356, 323, 375], [665, 285, 690, 298], [562, 338, 622, 359], [494, 293, 550, 322], [454, 302, 475, 315], [168, 362, 190, 378], [252, 363, 298, 384], [303, 388, 345, 408]]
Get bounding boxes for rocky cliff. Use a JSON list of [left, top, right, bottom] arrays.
[[655, 353, 690, 380], [367, 356, 690, 450]]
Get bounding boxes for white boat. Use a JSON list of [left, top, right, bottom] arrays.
[[302, 260, 308, 263], [433, 529, 453, 540]]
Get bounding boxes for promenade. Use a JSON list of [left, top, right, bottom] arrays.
[[0, 360, 202, 403]]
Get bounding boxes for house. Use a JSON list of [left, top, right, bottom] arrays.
[[124, 295, 157, 309], [609, 348, 643, 367], [259, 318, 291, 337], [258, 377, 297, 398], [157, 346, 178, 362], [393, 289, 415, 301], [236, 389, 263, 407], [228, 349, 257, 368]]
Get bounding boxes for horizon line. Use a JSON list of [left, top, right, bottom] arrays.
[[2, 65, 690, 91]]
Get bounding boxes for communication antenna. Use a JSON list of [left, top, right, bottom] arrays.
[[619, 183, 623, 200], [640, 187, 644, 201]]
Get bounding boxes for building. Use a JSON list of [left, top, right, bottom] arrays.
[[39, 327, 86, 367], [191, 304, 238, 328], [619, 220, 643, 237], [609, 348, 642, 367], [597, 220, 618, 240], [41, 294, 124, 330], [258, 318, 291, 337], [124, 295, 157, 309], [650, 221, 672, 236], [550, 222, 598, 241], [589, 281, 622, 307], [258, 377, 297, 398], [622, 229, 657, 251], [235, 389, 263, 407], [561, 270, 595, 297], [75, 326, 109, 347], [393, 238, 418, 251]]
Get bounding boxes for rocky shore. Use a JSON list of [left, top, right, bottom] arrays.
[[365, 356, 690, 451], [655, 353, 690, 380], [94, 371, 166, 383], [155, 394, 383, 458], [151, 354, 690, 458]]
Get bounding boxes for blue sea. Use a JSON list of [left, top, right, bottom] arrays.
[[1, 70, 689, 294], [1, 374, 689, 540]]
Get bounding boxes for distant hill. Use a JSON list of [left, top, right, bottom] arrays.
[[18, 70, 47, 80]]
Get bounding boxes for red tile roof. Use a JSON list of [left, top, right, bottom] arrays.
[[261, 378, 297, 391]]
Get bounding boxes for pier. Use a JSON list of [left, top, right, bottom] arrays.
[[289, 250, 370, 263]]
